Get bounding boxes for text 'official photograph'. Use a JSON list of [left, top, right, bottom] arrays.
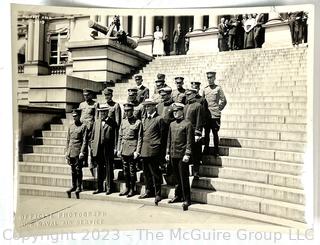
[[12, 3, 315, 238]]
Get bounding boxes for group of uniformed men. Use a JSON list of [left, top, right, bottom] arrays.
[[65, 71, 227, 210]]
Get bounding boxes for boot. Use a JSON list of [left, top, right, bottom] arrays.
[[75, 171, 83, 194], [182, 201, 191, 211], [119, 175, 130, 196], [127, 179, 136, 198], [66, 172, 77, 198]]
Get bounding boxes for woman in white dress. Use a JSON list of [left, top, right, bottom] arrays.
[[153, 26, 165, 56], [243, 14, 256, 49]]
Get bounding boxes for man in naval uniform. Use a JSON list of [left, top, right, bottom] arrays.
[[165, 103, 194, 210], [152, 73, 171, 104], [127, 87, 145, 120], [202, 71, 227, 157], [184, 88, 206, 179]]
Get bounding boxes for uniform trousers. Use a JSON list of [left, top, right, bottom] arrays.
[[69, 157, 83, 189], [142, 156, 162, 197], [204, 118, 221, 152], [121, 155, 137, 189], [192, 140, 202, 174], [171, 158, 191, 202]]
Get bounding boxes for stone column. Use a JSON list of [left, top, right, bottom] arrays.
[[193, 15, 204, 32], [208, 14, 218, 29], [162, 16, 170, 36], [26, 18, 34, 62], [132, 15, 141, 38], [144, 15, 154, 37], [120, 16, 128, 33]]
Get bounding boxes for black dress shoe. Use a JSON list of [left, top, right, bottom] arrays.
[[93, 190, 103, 194], [119, 189, 129, 196], [127, 190, 136, 197], [138, 193, 154, 199], [106, 189, 113, 195], [168, 196, 182, 203], [66, 187, 76, 198], [182, 201, 191, 211], [193, 173, 200, 180], [154, 196, 162, 206]]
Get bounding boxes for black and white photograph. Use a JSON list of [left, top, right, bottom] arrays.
[[4, 0, 320, 243]]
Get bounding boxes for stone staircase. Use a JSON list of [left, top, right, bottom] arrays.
[[19, 47, 308, 228]]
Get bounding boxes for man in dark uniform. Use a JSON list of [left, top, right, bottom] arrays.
[[65, 109, 88, 198], [152, 73, 170, 104], [203, 71, 227, 157], [288, 11, 304, 47], [117, 102, 143, 197], [254, 13, 267, 48], [173, 23, 184, 55], [139, 99, 164, 205], [184, 88, 205, 179], [135, 75, 149, 103], [172, 76, 186, 104], [99, 88, 122, 155], [90, 106, 117, 195], [227, 17, 237, 50], [165, 103, 194, 210], [127, 87, 145, 120], [78, 88, 98, 175], [157, 87, 175, 171]]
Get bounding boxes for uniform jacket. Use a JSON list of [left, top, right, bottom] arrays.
[[90, 117, 117, 158], [140, 113, 164, 157], [79, 100, 99, 131], [166, 119, 194, 159], [228, 18, 237, 35], [118, 117, 143, 156], [172, 88, 186, 104], [203, 85, 227, 119], [184, 99, 205, 136], [156, 98, 175, 125], [137, 85, 150, 103], [65, 122, 87, 158], [152, 84, 171, 104]]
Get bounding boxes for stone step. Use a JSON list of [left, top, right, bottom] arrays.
[[41, 131, 67, 138], [202, 155, 303, 175], [34, 137, 67, 146], [221, 122, 306, 133], [224, 108, 306, 117], [192, 189, 305, 223], [217, 146, 304, 163], [226, 102, 306, 110], [19, 162, 93, 177], [192, 177, 304, 205], [219, 129, 306, 142], [227, 96, 307, 103], [18, 183, 307, 227], [219, 138, 305, 152], [199, 165, 302, 189], [26, 145, 66, 155], [223, 114, 306, 124]]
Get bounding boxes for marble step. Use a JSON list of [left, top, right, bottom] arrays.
[[192, 177, 305, 205], [221, 122, 306, 132], [219, 137, 305, 152], [198, 165, 302, 189], [201, 155, 303, 175], [219, 129, 306, 142]]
